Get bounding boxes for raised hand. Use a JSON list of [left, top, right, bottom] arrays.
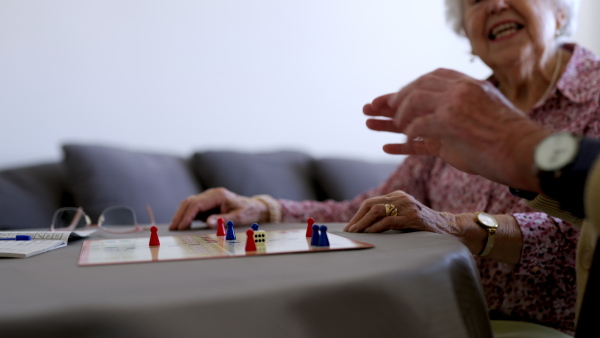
[[364, 68, 549, 192]]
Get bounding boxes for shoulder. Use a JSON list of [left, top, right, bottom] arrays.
[[559, 43, 600, 103]]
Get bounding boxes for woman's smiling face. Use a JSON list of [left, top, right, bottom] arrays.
[[462, 0, 565, 67]]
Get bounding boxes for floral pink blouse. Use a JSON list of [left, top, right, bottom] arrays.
[[278, 44, 600, 334]]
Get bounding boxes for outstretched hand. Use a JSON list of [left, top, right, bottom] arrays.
[[364, 68, 549, 193]]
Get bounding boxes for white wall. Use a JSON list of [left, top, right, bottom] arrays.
[[0, 0, 597, 169], [575, 0, 600, 54]]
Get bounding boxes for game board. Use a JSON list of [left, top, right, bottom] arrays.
[[78, 229, 373, 266]]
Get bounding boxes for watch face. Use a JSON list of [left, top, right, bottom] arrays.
[[535, 132, 579, 171], [477, 212, 498, 228]]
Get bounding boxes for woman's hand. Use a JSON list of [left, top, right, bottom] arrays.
[[169, 188, 269, 230], [344, 190, 462, 235], [363, 68, 549, 193], [344, 190, 523, 264]]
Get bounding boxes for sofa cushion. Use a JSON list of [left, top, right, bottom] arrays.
[[313, 157, 398, 201], [63, 144, 201, 224], [192, 150, 317, 201], [0, 163, 74, 230]]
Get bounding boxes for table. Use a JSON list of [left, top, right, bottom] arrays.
[[0, 223, 492, 338]]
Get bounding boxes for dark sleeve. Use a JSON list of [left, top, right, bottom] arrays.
[[510, 138, 600, 218]]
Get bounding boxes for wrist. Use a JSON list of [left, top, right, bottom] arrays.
[[473, 212, 498, 257], [468, 213, 522, 265], [442, 212, 522, 264], [505, 124, 550, 193], [251, 195, 282, 223], [533, 135, 600, 218], [452, 213, 488, 255]]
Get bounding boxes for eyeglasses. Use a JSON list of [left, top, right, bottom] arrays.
[[50, 205, 155, 234]]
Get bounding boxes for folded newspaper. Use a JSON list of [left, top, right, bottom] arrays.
[[0, 230, 95, 258]]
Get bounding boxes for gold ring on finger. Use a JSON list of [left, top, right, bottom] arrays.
[[384, 204, 398, 217]]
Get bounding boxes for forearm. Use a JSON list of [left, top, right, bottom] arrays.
[[280, 156, 436, 223], [279, 199, 358, 223]]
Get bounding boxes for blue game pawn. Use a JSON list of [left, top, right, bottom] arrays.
[[310, 224, 320, 246], [226, 220, 236, 240], [251, 223, 259, 231], [318, 225, 330, 247]]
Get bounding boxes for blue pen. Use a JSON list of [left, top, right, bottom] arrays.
[[0, 235, 32, 241]]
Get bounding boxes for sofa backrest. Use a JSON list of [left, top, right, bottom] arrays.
[[0, 163, 74, 230], [62, 144, 202, 225], [192, 150, 319, 201], [0, 144, 398, 229]]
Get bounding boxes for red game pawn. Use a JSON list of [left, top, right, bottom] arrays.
[[245, 229, 257, 252], [149, 226, 160, 247], [216, 218, 226, 236], [305, 218, 314, 237]]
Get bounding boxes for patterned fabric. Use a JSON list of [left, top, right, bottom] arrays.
[[278, 44, 600, 334]]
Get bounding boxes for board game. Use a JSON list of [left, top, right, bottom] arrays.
[[78, 228, 373, 266]]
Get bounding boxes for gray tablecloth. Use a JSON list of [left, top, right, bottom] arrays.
[[0, 223, 492, 338]]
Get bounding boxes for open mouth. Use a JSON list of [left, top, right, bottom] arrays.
[[488, 22, 524, 40]]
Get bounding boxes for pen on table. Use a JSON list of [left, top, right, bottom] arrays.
[[0, 235, 32, 241]]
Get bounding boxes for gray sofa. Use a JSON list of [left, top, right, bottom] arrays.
[[0, 143, 398, 230]]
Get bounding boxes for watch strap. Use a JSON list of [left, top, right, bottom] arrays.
[[478, 228, 496, 257], [539, 137, 600, 218], [508, 187, 538, 201], [475, 212, 498, 257]]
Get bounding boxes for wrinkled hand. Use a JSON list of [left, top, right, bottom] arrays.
[[343, 191, 460, 236], [364, 68, 549, 193], [169, 188, 268, 230]]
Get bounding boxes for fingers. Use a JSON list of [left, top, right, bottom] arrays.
[[403, 114, 454, 141], [169, 197, 199, 230], [364, 70, 466, 137], [344, 198, 374, 231], [345, 204, 418, 233], [382, 143, 414, 155], [362, 215, 411, 233], [365, 69, 473, 133], [345, 190, 441, 234], [392, 89, 444, 132], [364, 91, 443, 137], [345, 192, 408, 232], [203, 207, 255, 229], [205, 211, 241, 229], [365, 118, 402, 133], [344, 203, 388, 232], [363, 93, 397, 118], [382, 140, 439, 156], [169, 188, 231, 231], [383, 69, 472, 134], [387, 69, 460, 108]]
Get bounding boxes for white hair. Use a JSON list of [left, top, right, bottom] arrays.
[[444, 0, 581, 40]]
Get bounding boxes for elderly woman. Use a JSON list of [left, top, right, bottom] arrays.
[[170, 0, 599, 334]]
